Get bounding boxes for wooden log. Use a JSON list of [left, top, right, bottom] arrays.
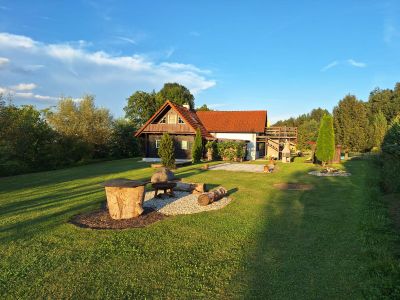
[[175, 182, 206, 194], [197, 187, 227, 206], [101, 179, 147, 220]]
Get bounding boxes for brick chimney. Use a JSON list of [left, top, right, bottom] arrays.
[[182, 103, 190, 110]]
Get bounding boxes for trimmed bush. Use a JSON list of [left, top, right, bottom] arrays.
[[217, 141, 246, 161]]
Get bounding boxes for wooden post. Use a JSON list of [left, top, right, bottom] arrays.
[[100, 179, 147, 219]]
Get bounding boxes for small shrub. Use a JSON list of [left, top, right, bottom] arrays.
[[158, 133, 175, 168]]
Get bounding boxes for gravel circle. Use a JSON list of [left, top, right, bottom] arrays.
[[143, 191, 232, 215], [308, 171, 351, 177]]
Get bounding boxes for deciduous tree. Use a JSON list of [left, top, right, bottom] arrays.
[[156, 83, 195, 109], [124, 91, 157, 127]]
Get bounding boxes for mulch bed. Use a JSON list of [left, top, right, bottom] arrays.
[[273, 183, 314, 191], [70, 206, 167, 230]]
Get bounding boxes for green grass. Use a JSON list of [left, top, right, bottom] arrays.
[[1, 157, 399, 298]]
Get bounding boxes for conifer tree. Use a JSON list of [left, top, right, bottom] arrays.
[[316, 114, 335, 166], [158, 133, 175, 168], [192, 128, 203, 163], [371, 111, 388, 150]]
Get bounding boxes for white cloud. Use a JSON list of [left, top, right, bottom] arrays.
[[0, 57, 9, 66], [321, 61, 338, 72], [0, 33, 36, 48], [0, 32, 216, 110], [347, 59, 366, 68], [11, 83, 37, 91]]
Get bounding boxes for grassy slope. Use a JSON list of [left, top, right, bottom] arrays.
[[0, 158, 398, 298]]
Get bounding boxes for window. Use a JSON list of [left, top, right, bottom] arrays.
[[155, 140, 160, 149], [168, 114, 177, 124], [159, 117, 166, 124], [181, 140, 188, 150], [178, 116, 185, 124]]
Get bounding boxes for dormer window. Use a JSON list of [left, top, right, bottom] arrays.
[[178, 116, 185, 124], [160, 117, 166, 124]]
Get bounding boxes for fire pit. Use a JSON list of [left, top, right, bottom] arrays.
[[152, 182, 177, 198]]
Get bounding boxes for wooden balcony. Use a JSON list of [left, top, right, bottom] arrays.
[[265, 127, 297, 139], [142, 123, 194, 134]]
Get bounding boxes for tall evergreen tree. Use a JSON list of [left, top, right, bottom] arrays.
[[316, 114, 335, 165], [191, 128, 203, 163], [158, 133, 175, 168], [333, 94, 369, 152]]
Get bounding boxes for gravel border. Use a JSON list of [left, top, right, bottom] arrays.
[[143, 190, 232, 215]]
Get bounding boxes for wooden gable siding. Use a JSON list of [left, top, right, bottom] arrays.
[[142, 107, 194, 134]]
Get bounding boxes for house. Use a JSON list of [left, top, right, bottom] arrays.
[[135, 100, 297, 161]]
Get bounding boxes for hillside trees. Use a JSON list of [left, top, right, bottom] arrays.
[[315, 114, 335, 165], [333, 95, 369, 152]]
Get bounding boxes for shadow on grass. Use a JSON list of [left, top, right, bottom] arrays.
[[0, 160, 228, 244], [233, 160, 372, 299]]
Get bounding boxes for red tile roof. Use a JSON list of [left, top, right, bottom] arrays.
[[196, 110, 267, 133], [135, 101, 267, 138], [169, 102, 214, 139]]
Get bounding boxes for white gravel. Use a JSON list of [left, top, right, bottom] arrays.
[[143, 190, 232, 215], [208, 163, 265, 173]]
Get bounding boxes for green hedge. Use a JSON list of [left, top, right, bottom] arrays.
[[216, 141, 246, 161]]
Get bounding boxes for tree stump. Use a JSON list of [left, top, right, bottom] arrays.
[[100, 179, 147, 220], [198, 187, 227, 206]]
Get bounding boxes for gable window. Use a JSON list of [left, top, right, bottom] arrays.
[[181, 140, 188, 150], [168, 114, 177, 124], [155, 140, 161, 149], [178, 116, 185, 124], [159, 117, 166, 124]]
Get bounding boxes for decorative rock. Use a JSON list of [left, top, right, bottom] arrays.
[[151, 167, 175, 183]]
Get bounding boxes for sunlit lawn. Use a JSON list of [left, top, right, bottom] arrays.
[[0, 157, 398, 298]]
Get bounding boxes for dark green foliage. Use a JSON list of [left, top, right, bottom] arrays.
[[380, 117, 400, 193], [156, 83, 195, 109], [316, 114, 335, 164], [158, 133, 175, 168], [196, 104, 212, 111], [217, 141, 246, 161], [333, 94, 369, 152], [124, 90, 157, 127], [297, 119, 319, 150], [368, 84, 400, 123], [191, 129, 203, 163], [109, 119, 141, 158]]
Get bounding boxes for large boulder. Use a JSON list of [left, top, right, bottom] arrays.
[[151, 167, 175, 183]]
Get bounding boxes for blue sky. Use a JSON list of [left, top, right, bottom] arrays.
[[0, 0, 399, 123]]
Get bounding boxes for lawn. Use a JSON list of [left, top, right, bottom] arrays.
[[0, 158, 399, 298]]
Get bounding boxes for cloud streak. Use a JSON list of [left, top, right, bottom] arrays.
[[321, 59, 367, 71]]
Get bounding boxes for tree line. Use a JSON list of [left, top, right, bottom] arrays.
[[274, 82, 400, 153], [0, 82, 207, 177]]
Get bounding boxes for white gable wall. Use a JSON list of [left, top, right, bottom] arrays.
[[210, 132, 257, 160]]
